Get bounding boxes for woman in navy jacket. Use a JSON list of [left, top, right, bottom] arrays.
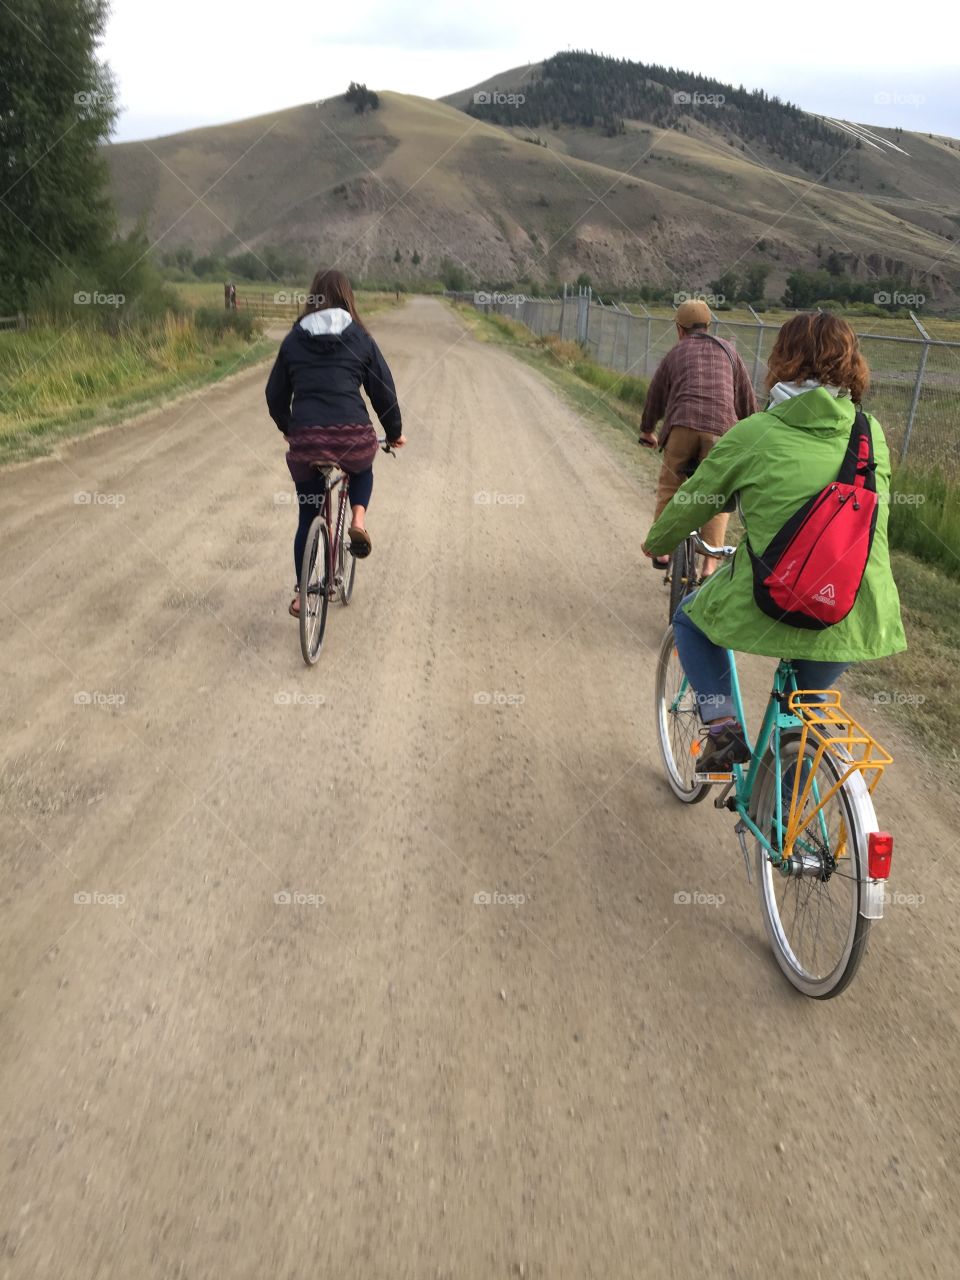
[[266, 268, 406, 616]]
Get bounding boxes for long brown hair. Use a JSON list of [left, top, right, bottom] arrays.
[[300, 267, 367, 333], [766, 312, 869, 402]]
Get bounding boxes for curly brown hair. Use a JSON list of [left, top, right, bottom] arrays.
[[766, 312, 869, 402]]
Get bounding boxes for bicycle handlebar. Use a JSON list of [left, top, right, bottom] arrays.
[[378, 437, 398, 456], [692, 533, 737, 559]]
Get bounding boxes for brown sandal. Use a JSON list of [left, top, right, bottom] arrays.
[[348, 526, 372, 558], [289, 586, 300, 618]]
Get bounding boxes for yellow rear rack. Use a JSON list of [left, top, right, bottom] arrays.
[[782, 691, 893, 854]]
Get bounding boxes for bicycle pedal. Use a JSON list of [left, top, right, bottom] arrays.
[[694, 771, 734, 785]]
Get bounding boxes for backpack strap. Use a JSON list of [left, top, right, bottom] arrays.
[[700, 332, 736, 370], [838, 406, 877, 492]]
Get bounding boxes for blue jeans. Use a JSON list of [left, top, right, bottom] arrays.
[[672, 596, 849, 723]]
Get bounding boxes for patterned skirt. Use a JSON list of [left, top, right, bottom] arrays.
[[284, 423, 379, 487]]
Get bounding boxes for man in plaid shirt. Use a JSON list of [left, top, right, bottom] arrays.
[[639, 299, 758, 573]]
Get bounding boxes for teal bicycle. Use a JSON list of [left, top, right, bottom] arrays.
[[655, 536, 894, 998]]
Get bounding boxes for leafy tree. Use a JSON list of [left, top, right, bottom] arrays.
[[825, 250, 844, 277], [741, 263, 770, 302], [0, 0, 118, 311], [440, 257, 467, 291], [411, 250, 421, 266], [345, 82, 380, 114], [393, 248, 402, 264]]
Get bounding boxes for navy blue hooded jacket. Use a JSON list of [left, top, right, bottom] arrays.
[[265, 308, 402, 441]]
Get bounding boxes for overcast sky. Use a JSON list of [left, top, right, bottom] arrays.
[[101, 0, 958, 142]]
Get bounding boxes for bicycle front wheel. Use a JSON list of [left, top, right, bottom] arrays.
[[338, 529, 357, 605], [654, 625, 710, 804], [299, 516, 330, 666], [752, 738, 873, 998], [668, 537, 696, 622]]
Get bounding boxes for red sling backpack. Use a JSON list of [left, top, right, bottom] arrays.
[[747, 407, 879, 630]]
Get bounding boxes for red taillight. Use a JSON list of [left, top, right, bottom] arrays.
[[868, 831, 894, 879]]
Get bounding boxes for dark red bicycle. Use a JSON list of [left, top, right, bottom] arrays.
[[298, 439, 395, 665]]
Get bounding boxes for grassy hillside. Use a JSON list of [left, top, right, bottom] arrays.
[[105, 64, 960, 304]]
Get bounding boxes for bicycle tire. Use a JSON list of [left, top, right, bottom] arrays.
[[299, 516, 330, 666], [668, 537, 696, 623], [338, 529, 358, 605], [752, 738, 872, 998], [654, 625, 710, 804]]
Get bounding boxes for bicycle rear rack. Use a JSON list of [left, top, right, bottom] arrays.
[[782, 691, 893, 853]]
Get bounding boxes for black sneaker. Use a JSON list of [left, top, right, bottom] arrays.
[[698, 721, 751, 771]]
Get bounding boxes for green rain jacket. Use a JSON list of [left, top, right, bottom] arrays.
[[644, 388, 907, 661]]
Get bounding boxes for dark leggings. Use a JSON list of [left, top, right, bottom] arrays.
[[293, 467, 373, 580]]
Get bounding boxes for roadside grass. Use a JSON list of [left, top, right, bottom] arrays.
[[453, 300, 960, 765], [888, 465, 960, 580], [0, 312, 273, 466]]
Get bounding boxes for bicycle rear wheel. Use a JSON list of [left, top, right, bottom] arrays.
[[752, 738, 872, 998], [654, 626, 710, 804], [668, 537, 697, 622], [299, 516, 330, 666]]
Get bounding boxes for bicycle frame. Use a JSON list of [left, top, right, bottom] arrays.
[[316, 468, 350, 591], [671, 655, 816, 866]]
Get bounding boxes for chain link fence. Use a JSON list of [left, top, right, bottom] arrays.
[[450, 291, 960, 473]]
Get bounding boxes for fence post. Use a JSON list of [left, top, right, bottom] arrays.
[[901, 311, 932, 463], [747, 305, 765, 391], [560, 283, 566, 341], [645, 317, 652, 375]]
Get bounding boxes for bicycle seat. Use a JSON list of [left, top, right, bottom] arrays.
[[309, 462, 341, 475]]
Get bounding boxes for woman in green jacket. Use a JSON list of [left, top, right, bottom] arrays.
[[641, 312, 906, 772]]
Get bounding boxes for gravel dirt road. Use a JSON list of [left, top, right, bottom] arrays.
[[2, 297, 958, 1279]]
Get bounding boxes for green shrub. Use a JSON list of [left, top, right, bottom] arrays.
[[194, 306, 260, 342]]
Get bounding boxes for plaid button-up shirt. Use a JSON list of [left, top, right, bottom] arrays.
[[640, 331, 759, 446]]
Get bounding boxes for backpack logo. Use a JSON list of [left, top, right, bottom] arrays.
[[812, 583, 836, 607]]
